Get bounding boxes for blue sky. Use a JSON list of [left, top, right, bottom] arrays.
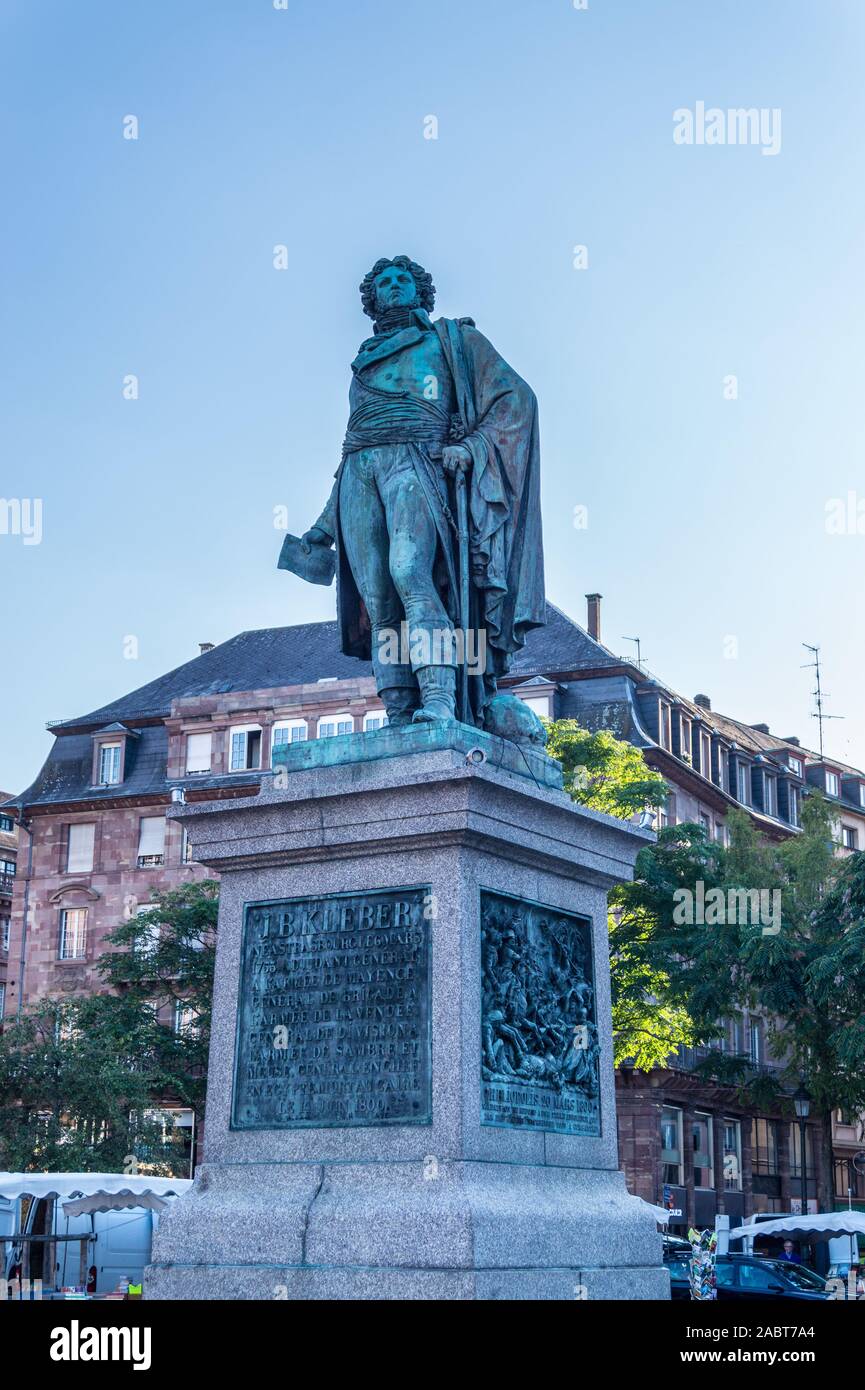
[[2, 0, 864, 792]]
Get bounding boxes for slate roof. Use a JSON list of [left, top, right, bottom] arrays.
[[52, 602, 619, 733]]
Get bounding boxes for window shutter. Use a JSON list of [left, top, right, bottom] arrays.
[[186, 733, 212, 773], [138, 817, 166, 857], [67, 824, 95, 873]]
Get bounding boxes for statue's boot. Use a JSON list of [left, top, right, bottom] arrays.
[[379, 684, 419, 727], [412, 665, 456, 723]]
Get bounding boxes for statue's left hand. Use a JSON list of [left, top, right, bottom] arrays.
[[441, 444, 471, 477]]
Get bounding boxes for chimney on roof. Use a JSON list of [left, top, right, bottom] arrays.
[[585, 593, 602, 642], [751, 723, 770, 735], [694, 694, 711, 710], [784, 736, 801, 746], [199, 642, 215, 655]]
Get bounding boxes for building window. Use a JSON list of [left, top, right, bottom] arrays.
[[749, 1017, 763, 1064], [859, 785, 865, 809], [134, 904, 162, 956], [229, 726, 262, 771], [842, 826, 858, 850], [66, 823, 95, 874], [318, 714, 353, 738], [716, 745, 729, 791], [98, 743, 122, 786], [519, 695, 551, 720], [788, 785, 800, 828], [1, 917, 9, 952], [679, 717, 692, 763], [362, 711, 388, 732], [825, 770, 839, 797], [271, 720, 308, 759], [751, 1118, 779, 1176], [788, 755, 803, 778], [789, 1123, 815, 1180], [181, 827, 195, 864], [0, 814, 14, 833], [0, 858, 16, 879], [59, 908, 88, 960], [660, 1106, 683, 1186], [736, 762, 751, 805], [699, 731, 711, 778], [0, 982, 5, 1018], [763, 775, 777, 817], [692, 1113, 714, 1188], [699, 812, 711, 836], [174, 1001, 198, 1036], [659, 702, 672, 751], [185, 732, 212, 775], [137, 816, 166, 867], [715, 822, 729, 847], [723, 1120, 742, 1190]]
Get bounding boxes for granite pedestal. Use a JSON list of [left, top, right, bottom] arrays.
[[144, 726, 668, 1300]]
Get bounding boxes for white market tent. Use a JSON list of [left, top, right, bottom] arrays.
[[0, 1172, 191, 1216], [728, 1211, 865, 1243]]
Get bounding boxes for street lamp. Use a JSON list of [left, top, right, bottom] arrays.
[[793, 1082, 811, 1215]]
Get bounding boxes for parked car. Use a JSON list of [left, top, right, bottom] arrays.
[[665, 1252, 828, 1301]]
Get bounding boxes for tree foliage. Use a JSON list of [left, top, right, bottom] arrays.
[[0, 880, 218, 1175]]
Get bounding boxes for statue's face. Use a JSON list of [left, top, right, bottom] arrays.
[[373, 263, 419, 313]]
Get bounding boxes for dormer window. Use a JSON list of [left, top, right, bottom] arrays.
[[788, 755, 803, 778], [185, 732, 212, 775], [98, 744, 121, 785], [763, 774, 777, 817], [229, 725, 262, 771], [91, 723, 137, 788], [679, 716, 692, 763], [659, 702, 672, 750], [859, 785, 865, 809], [699, 730, 711, 779], [736, 762, 751, 805], [825, 770, 840, 798], [716, 745, 730, 792]]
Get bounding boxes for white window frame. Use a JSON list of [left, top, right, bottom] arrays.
[[59, 908, 88, 960], [66, 823, 95, 874], [228, 724, 263, 771], [699, 731, 711, 778], [660, 1105, 684, 1186], [679, 716, 692, 762], [185, 732, 212, 775], [1, 916, 9, 952], [717, 745, 729, 791], [135, 904, 162, 956], [788, 755, 803, 778], [317, 712, 354, 739], [271, 720, 308, 761], [788, 785, 800, 827], [362, 710, 388, 732], [825, 770, 840, 797], [737, 762, 751, 805], [693, 1112, 715, 1190], [519, 695, 551, 720], [98, 743, 122, 786], [763, 774, 777, 817]]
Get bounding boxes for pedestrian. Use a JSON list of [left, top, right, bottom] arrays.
[[778, 1239, 802, 1264]]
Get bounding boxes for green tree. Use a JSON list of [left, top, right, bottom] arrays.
[[545, 719, 668, 820], [0, 880, 217, 1175]]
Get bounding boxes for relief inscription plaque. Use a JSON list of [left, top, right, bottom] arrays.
[[232, 886, 432, 1129], [480, 889, 600, 1136]]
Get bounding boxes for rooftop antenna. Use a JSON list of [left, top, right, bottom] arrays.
[[622, 636, 644, 673], [801, 643, 843, 759]]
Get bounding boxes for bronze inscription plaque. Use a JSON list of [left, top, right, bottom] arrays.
[[231, 886, 432, 1129]]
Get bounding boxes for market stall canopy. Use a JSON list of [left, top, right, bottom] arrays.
[[0, 1172, 191, 1216], [728, 1211, 865, 1242]]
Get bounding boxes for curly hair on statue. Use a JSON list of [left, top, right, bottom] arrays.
[[359, 255, 436, 319]]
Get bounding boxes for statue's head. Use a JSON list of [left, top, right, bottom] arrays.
[[359, 255, 436, 320]]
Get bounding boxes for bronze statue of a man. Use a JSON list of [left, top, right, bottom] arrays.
[[287, 255, 545, 728]]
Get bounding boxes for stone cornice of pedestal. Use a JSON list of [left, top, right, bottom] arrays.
[[167, 742, 654, 890]]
